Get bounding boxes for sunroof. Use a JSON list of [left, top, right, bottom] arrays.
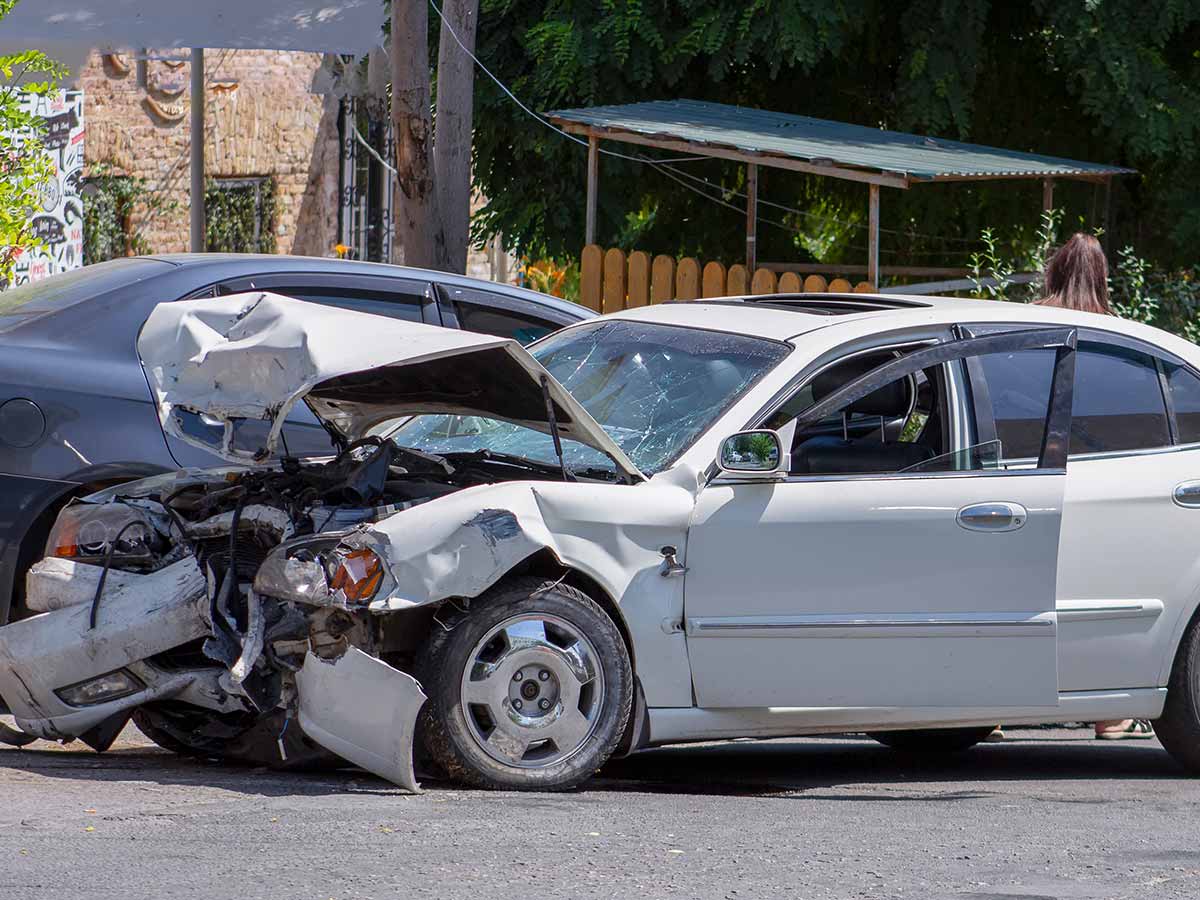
[[696, 294, 932, 315]]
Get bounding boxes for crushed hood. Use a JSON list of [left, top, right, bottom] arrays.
[[138, 292, 643, 481]]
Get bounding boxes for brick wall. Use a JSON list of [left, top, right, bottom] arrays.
[[82, 49, 339, 257]]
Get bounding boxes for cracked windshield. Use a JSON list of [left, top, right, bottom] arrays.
[[392, 320, 790, 476]]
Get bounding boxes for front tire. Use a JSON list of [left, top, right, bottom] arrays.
[[417, 577, 632, 790], [867, 726, 995, 753], [1155, 613, 1200, 774]]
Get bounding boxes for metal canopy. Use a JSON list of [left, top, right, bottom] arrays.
[[1, 1, 384, 71], [547, 99, 1136, 286], [546, 99, 1135, 186], [3, 0, 386, 254]]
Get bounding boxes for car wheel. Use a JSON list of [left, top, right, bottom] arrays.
[[417, 576, 632, 791], [132, 705, 340, 770], [1155, 613, 1200, 774], [867, 726, 995, 753]]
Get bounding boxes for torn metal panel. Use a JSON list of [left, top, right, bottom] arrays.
[[137, 292, 641, 480], [0, 557, 210, 738], [25, 557, 145, 613], [295, 648, 426, 792]]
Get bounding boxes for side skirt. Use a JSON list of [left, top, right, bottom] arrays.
[[645, 688, 1168, 745]]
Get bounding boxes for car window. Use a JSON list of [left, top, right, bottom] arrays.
[[976, 342, 1170, 458], [218, 282, 424, 323], [1165, 363, 1200, 444], [454, 298, 558, 344]]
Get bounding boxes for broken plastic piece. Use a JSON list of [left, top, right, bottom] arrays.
[[295, 648, 426, 793]]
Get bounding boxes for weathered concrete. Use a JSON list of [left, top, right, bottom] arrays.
[[2, 724, 1196, 899]]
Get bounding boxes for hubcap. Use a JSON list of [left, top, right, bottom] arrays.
[[460, 614, 605, 768]]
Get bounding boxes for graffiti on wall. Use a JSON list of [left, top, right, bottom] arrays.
[[11, 90, 85, 285]]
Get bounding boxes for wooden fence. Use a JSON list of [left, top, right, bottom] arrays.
[[578, 244, 875, 313]]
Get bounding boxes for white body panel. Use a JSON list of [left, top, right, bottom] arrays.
[[684, 472, 1063, 708], [1056, 447, 1200, 690]]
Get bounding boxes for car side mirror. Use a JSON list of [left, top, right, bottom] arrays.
[[717, 430, 788, 479]]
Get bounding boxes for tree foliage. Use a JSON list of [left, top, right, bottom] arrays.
[[471, 0, 1200, 270], [0, 0, 66, 285]]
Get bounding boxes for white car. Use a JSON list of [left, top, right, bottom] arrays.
[[3, 289, 1200, 791]]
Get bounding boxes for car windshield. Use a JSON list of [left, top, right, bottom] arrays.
[[392, 320, 790, 476]]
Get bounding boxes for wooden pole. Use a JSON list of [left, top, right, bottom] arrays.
[[585, 135, 599, 246], [189, 48, 205, 252], [867, 183, 880, 288], [745, 162, 758, 272], [1101, 176, 1112, 255], [1042, 177, 1055, 214]]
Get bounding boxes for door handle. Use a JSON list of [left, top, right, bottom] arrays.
[[956, 502, 1027, 532], [1174, 480, 1200, 508]]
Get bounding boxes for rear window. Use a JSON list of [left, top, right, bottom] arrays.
[[0, 258, 170, 332]]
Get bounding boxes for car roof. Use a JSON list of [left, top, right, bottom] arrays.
[[145, 253, 594, 320], [602, 292, 1200, 364]]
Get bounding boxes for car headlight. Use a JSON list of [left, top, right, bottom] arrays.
[[46, 503, 162, 565], [55, 668, 144, 707], [253, 534, 388, 607]]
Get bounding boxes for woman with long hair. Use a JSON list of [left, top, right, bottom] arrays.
[[1037, 232, 1111, 314]]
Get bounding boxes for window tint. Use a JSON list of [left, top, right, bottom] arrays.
[[975, 349, 1055, 459], [455, 299, 557, 344], [1165, 363, 1200, 444], [219, 283, 424, 323], [1070, 345, 1169, 453], [976, 342, 1170, 458]]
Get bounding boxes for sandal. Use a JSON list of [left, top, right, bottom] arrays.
[[1095, 719, 1155, 740]]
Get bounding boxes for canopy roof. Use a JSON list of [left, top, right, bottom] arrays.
[[1, 1, 384, 74], [547, 99, 1135, 188]]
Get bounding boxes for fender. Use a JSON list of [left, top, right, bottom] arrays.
[[362, 478, 698, 709]]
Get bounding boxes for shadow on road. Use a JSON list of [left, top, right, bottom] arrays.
[[0, 727, 1189, 799], [591, 732, 1187, 797]]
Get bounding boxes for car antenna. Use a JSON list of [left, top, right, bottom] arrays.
[[539, 374, 576, 482]]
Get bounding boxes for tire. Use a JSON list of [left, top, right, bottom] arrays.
[[132, 704, 341, 771], [416, 577, 632, 790], [867, 726, 995, 753], [1155, 612, 1200, 774]]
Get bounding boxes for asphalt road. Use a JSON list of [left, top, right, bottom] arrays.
[[1, 723, 1197, 900]]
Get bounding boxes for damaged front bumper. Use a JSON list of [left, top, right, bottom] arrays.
[[0, 557, 427, 792]]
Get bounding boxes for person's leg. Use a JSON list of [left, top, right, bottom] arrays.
[[1095, 719, 1155, 739]]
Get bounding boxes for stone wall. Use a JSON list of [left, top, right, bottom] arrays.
[[81, 49, 339, 257]]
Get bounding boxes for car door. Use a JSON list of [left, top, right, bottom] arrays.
[[971, 331, 1200, 693], [683, 327, 1077, 710]]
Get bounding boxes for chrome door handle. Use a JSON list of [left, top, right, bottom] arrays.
[[957, 502, 1027, 532], [1174, 480, 1200, 508]]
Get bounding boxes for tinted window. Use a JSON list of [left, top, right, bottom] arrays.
[[455, 299, 557, 344], [219, 283, 424, 322], [977, 342, 1170, 458], [1166, 363, 1200, 444], [1071, 345, 1169, 453]]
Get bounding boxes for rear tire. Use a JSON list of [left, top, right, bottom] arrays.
[[417, 577, 632, 791], [1155, 613, 1200, 774], [867, 726, 995, 753]]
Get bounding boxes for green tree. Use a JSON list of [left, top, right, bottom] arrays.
[[470, 1, 1200, 270], [0, 0, 65, 284]]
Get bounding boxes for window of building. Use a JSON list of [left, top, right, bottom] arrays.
[[205, 177, 278, 254]]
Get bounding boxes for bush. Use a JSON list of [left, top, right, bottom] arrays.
[[82, 163, 175, 263], [968, 211, 1200, 341]]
